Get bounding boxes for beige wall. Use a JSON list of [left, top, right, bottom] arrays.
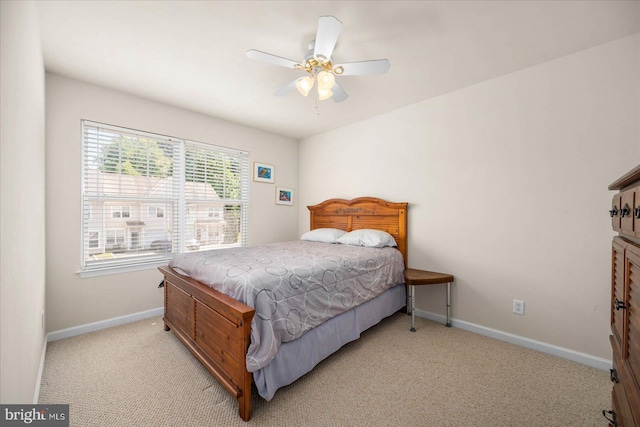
[[0, 1, 47, 403], [299, 35, 639, 360], [45, 74, 298, 332]]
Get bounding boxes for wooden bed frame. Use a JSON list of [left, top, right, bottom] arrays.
[[159, 197, 408, 421]]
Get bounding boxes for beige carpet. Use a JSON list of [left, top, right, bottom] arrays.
[[38, 313, 610, 426]]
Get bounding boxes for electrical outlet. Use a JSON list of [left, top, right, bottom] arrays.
[[513, 299, 525, 315]]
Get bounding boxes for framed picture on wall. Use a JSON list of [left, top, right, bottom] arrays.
[[253, 162, 274, 183], [275, 187, 294, 206]]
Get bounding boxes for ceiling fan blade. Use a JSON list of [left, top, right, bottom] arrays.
[[335, 59, 390, 76], [246, 50, 301, 69], [273, 79, 299, 97], [313, 16, 342, 62], [331, 82, 349, 103]]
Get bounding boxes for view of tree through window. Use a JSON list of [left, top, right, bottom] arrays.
[[82, 121, 249, 272], [98, 136, 172, 178]]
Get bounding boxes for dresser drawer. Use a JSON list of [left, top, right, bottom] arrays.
[[621, 189, 635, 235], [612, 193, 622, 232]]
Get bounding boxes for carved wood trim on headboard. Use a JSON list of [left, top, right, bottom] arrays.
[[307, 197, 408, 267]]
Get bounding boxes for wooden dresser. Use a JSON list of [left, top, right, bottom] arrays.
[[607, 165, 640, 427]]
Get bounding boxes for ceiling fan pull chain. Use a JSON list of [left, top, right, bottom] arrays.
[[315, 89, 321, 116]]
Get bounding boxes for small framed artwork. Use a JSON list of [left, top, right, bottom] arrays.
[[253, 162, 274, 183], [275, 187, 294, 205]]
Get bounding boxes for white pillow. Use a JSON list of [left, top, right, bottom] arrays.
[[336, 229, 397, 248], [300, 228, 347, 243]]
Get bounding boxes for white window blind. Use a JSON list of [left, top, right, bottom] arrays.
[[81, 120, 249, 274], [184, 140, 249, 250]]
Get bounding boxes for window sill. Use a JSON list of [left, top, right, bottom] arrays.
[[77, 259, 170, 278]]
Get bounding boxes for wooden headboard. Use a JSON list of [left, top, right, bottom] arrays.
[[308, 197, 408, 266]]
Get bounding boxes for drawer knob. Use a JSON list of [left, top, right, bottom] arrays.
[[602, 410, 618, 426], [609, 368, 619, 383], [620, 203, 631, 217], [610, 207, 619, 217], [635, 206, 640, 219], [614, 298, 627, 311]]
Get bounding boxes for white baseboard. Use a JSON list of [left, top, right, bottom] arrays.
[[47, 307, 164, 343], [415, 308, 612, 371], [42, 306, 610, 384]]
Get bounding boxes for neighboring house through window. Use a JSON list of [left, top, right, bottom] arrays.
[[81, 120, 249, 275]]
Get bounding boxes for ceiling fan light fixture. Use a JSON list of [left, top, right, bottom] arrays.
[[295, 76, 315, 96], [317, 86, 333, 101], [247, 15, 389, 107], [316, 71, 335, 90]]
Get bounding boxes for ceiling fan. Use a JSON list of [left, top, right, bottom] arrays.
[[246, 16, 390, 103]]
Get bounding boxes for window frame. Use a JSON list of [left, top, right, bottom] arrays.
[[88, 230, 100, 249], [79, 120, 250, 278], [148, 206, 165, 218], [111, 206, 131, 219], [105, 228, 125, 247]]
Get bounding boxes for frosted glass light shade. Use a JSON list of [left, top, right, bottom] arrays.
[[317, 87, 333, 101], [317, 71, 335, 90], [295, 77, 314, 96]]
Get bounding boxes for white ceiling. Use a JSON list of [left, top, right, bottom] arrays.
[[35, 1, 639, 140]]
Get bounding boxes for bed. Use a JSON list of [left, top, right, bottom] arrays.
[[159, 197, 408, 421]]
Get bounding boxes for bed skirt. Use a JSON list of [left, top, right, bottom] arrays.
[[253, 283, 406, 400]]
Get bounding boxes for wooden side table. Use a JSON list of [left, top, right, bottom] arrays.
[[404, 268, 454, 331]]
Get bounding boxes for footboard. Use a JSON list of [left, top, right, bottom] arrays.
[[159, 266, 255, 421]]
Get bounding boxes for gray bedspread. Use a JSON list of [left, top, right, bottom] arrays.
[[168, 240, 405, 372]]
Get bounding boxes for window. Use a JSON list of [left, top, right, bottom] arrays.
[[88, 231, 100, 248], [207, 207, 220, 218], [111, 206, 130, 218], [148, 206, 164, 218], [105, 229, 125, 247], [81, 120, 249, 275]]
